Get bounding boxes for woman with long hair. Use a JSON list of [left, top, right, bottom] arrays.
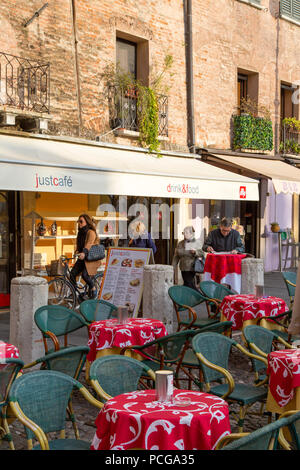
[[70, 213, 101, 299]]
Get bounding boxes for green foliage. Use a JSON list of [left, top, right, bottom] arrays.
[[100, 55, 173, 155], [233, 114, 273, 151], [137, 85, 160, 154], [282, 117, 300, 132]]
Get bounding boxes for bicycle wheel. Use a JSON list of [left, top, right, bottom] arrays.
[[48, 277, 76, 310], [94, 272, 104, 297]]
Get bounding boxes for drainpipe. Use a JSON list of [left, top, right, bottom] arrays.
[[70, 0, 82, 135], [184, 0, 195, 154]]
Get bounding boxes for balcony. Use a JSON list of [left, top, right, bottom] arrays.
[[0, 52, 50, 115], [108, 85, 168, 138], [280, 121, 300, 155]]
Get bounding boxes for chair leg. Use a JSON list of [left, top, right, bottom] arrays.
[[67, 401, 80, 440], [238, 406, 246, 433], [0, 407, 15, 450]]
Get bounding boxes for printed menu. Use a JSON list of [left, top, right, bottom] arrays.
[[99, 247, 152, 318]]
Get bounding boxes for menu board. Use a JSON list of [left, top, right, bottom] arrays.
[[99, 247, 152, 318]]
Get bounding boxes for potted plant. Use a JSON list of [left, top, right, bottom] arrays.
[[270, 222, 280, 233]]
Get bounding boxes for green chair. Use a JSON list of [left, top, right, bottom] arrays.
[[243, 325, 293, 385], [257, 309, 294, 343], [282, 271, 297, 309], [122, 322, 233, 389], [34, 305, 89, 354], [88, 355, 156, 402], [23, 346, 90, 440], [216, 410, 300, 450], [168, 285, 220, 331], [8, 370, 103, 450], [0, 357, 24, 450], [79, 299, 118, 324], [192, 332, 268, 432], [23, 346, 90, 380], [199, 280, 236, 316]]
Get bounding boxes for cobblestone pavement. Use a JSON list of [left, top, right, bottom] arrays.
[[1, 331, 271, 451]]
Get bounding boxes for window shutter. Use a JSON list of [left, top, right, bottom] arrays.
[[281, 0, 300, 21]]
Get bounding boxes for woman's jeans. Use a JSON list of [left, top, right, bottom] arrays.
[[70, 259, 94, 291]]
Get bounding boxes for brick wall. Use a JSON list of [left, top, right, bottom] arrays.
[[0, 0, 300, 153]]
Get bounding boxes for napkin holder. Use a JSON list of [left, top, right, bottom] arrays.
[[155, 370, 173, 402], [117, 306, 129, 324]]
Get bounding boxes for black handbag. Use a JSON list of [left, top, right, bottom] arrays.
[[194, 257, 205, 273], [86, 243, 105, 262]]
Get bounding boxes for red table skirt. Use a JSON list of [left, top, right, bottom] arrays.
[[91, 389, 231, 450], [220, 294, 288, 330], [0, 341, 19, 359], [87, 318, 167, 363], [267, 350, 300, 407]]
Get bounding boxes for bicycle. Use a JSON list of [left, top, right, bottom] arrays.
[[47, 255, 104, 310]]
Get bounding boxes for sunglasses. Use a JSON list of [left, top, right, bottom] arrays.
[[77, 219, 85, 224]]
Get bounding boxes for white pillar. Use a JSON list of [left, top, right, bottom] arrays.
[[10, 276, 48, 364], [142, 264, 175, 334], [241, 258, 264, 295]]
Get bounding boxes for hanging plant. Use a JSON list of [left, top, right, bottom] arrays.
[[137, 85, 160, 153], [99, 54, 173, 155]]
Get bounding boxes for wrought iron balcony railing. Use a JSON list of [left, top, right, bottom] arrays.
[[280, 123, 300, 155], [0, 52, 50, 113], [108, 85, 168, 137]]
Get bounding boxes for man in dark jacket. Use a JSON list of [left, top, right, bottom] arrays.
[[128, 221, 157, 255], [202, 217, 244, 254]]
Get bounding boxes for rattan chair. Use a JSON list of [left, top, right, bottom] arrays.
[[216, 410, 300, 450], [34, 305, 89, 354], [192, 332, 268, 432], [79, 299, 118, 324], [121, 322, 233, 389], [282, 271, 297, 309], [199, 280, 236, 316], [256, 309, 294, 343], [0, 357, 24, 450], [168, 285, 220, 331], [23, 346, 90, 440], [88, 355, 156, 401], [8, 370, 103, 450]]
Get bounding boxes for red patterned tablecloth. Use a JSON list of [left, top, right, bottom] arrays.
[[0, 341, 19, 360], [267, 350, 300, 407], [91, 389, 231, 450], [220, 294, 288, 330], [203, 254, 246, 293], [87, 318, 167, 363]]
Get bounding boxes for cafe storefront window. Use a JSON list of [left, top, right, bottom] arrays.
[[21, 191, 174, 275]]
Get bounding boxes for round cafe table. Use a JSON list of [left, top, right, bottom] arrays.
[[91, 389, 231, 450], [0, 341, 20, 360], [86, 318, 167, 380], [220, 294, 289, 331], [266, 349, 300, 414], [203, 253, 246, 294]]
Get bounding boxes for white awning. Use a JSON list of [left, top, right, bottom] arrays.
[[210, 154, 300, 195], [0, 134, 259, 200]]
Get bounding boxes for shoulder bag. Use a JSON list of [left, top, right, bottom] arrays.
[[194, 257, 205, 273], [86, 243, 106, 262]]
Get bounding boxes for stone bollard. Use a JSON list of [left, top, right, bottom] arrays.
[[10, 276, 48, 364], [241, 258, 264, 295], [142, 264, 175, 334]]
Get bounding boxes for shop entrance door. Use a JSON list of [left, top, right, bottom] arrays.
[[0, 191, 17, 307]]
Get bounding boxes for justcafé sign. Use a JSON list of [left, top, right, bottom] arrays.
[[35, 173, 73, 189]]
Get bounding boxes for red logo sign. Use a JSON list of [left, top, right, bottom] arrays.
[[239, 186, 246, 199]]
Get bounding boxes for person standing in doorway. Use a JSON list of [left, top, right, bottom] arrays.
[[172, 226, 204, 290], [128, 221, 157, 256], [70, 214, 101, 299]]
